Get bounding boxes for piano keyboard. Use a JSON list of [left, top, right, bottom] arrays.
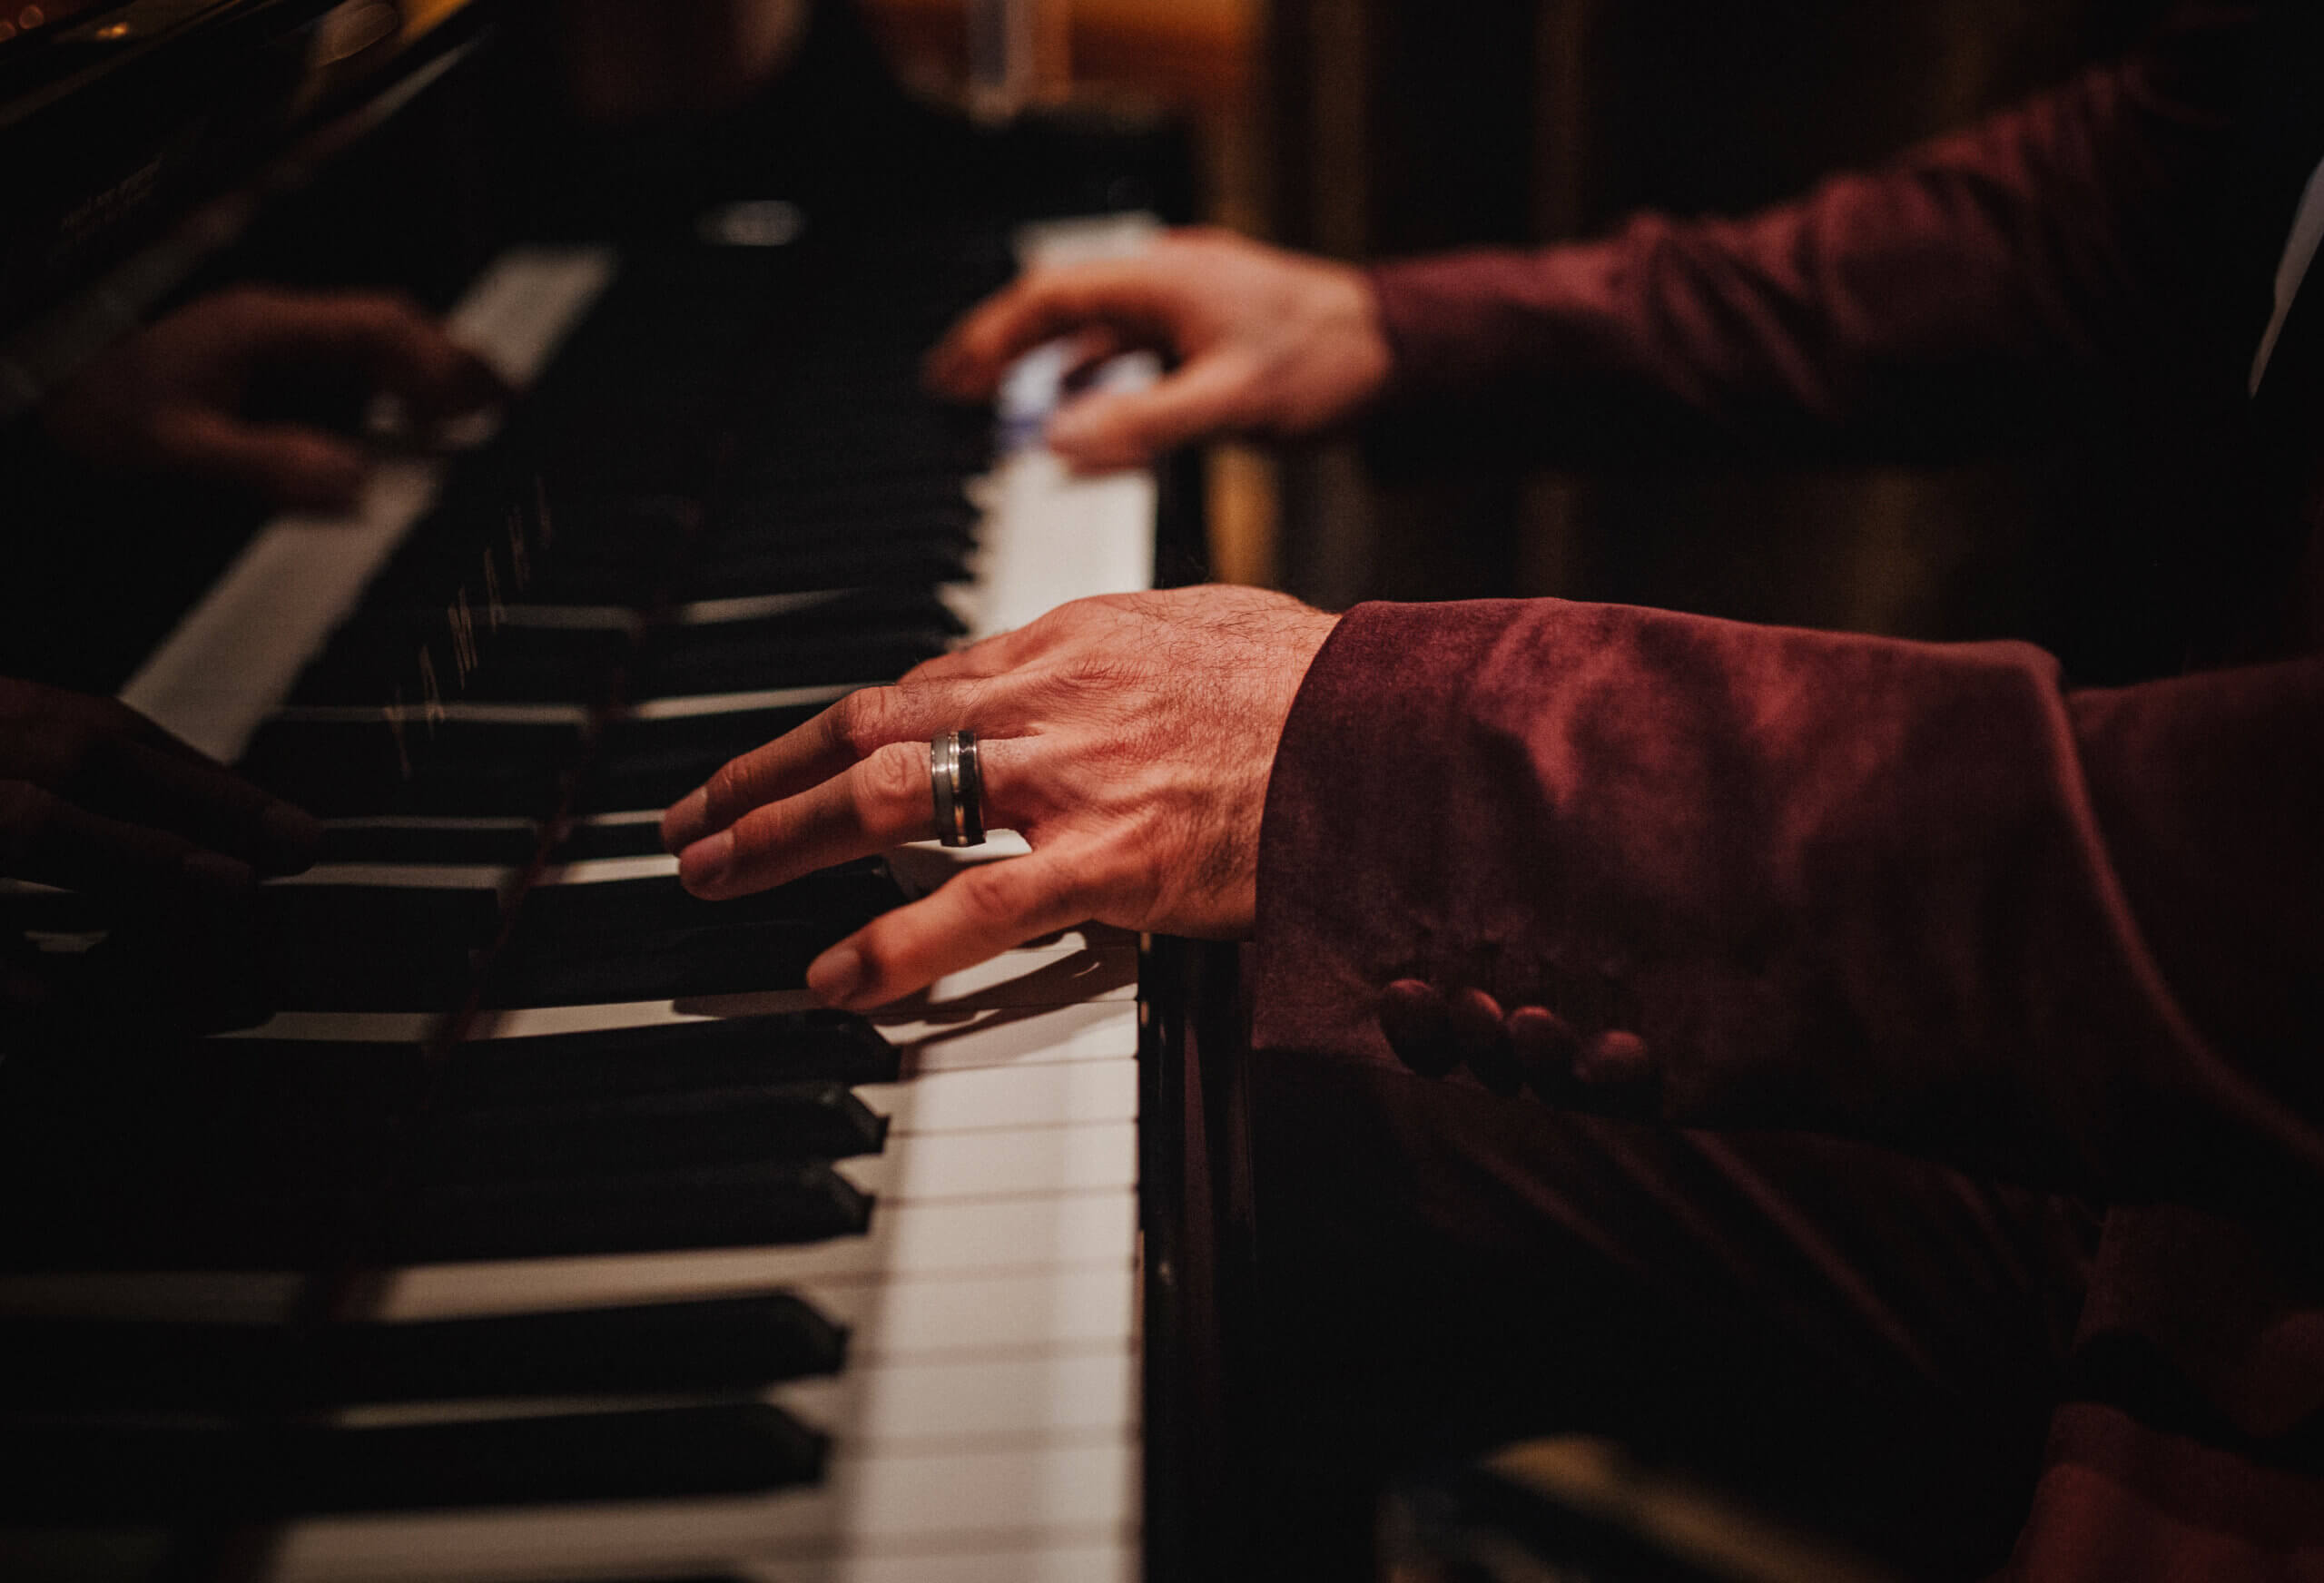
[[1, 210, 1161, 1581]]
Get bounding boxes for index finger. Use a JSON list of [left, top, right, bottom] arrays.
[[659, 677, 988, 853], [923, 260, 1186, 400], [78, 736, 321, 875], [260, 292, 510, 419]]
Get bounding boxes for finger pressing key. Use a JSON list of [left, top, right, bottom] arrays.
[[662, 679, 989, 854], [77, 735, 320, 875], [0, 780, 254, 900], [677, 736, 1031, 901], [806, 841, 1094, 1009]]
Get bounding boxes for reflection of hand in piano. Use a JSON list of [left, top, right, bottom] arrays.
[[40, 287, 507, 514], [0, 674, 320, 1018], [665, 584, 1337, 1009], [3, 211, 1162, 1578]]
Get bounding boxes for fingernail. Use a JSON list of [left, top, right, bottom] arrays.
[[806, 946, 863, 1007], [661, 789, 707, 854], [182, 850, 256, 899], [260, 801, 324, 871], [677, 830, 733, 893]]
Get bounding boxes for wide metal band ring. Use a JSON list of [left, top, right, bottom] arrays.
[[930, 730, 987, 849]]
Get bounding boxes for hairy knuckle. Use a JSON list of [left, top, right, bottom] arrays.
[[832, 689, 894, 759], [862, 742, 925, 823]]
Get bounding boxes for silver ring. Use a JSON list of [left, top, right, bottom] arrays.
[[930, 730, 987, 848]]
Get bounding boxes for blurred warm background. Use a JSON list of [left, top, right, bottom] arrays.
[[877, 1, 2178, 683]]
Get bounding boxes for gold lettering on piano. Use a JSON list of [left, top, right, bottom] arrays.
[[419, 645, 445, 732], [448, 589, 478, 683], [505, 506, 530, 589], [385, 687, 413, 781]]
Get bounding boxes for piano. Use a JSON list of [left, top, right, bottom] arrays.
[[0, 4, 1247, 1578]]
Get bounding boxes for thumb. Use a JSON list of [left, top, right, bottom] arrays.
[[153, 408, 371, 511], [251, 292, 508, 423], [1043, 351, 1259, 469]]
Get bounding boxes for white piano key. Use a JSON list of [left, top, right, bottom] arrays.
[[811, 1266, 1137, 1362], [447, 941, 1140, 1042], [0, 1270, 306, 1322], [743, 1545, 1131, 1583], [855, 1057, 1138, 1136], [448, 246, 621, 390], [497, 604, 640, 631], [270, 701, 588, 725], [776, 1348, 1136, 1448], [535, 854, 680, 884], [626, 683, 861, 719], [836, 1122, 1137, 1203], [368, 1189, 1136, 1318], [321, 815, 539, 831], [769, 1544, 1137, 1583], [676, 588, 855, 624], [881, 998, 1140, 1075], [267, 864, 513, 890], [221, 1010, 446, 1042]]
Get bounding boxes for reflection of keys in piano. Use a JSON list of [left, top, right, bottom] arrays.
[[1, 211, 1162, 1580]]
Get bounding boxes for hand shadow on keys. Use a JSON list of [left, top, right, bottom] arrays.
[[673, 927, 1138, 1077]]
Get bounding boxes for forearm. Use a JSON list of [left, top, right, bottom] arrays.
[[1366, 4, 2259, 461]]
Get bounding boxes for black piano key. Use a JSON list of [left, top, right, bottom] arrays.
[[317, 822, 546, 865], [425, 1081, 886, 1177], [345, 1294, 849, 1401], [396, 1157, 873, 1263], [485, 919, 881, 1006], [13, 1010, 894, 1120], [714, 475, 976, 535], [0, 1294, 846, 1411], [517, 865, 897, 939], [0, 1403, 825, 1519], [675, 536, 972, 602], [552, 818, 680, 859], [2, 1157, 870, 1269], [637, 628, 946, 696], [291, 624, 628, 706], [258, 885, 502, 1011], [241, 719, 581, 819], [443, 1011, 901, 1103], [582, 708, 883, 812]]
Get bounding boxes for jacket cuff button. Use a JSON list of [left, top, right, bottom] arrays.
[[1506, 1005, 1580, 1097], [1380, 978, 1457, 1077], [1579, 1028, 1653, 1087]]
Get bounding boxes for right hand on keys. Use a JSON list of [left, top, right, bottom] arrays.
[[0, 678, 321, 1011], [661, 586, 1341, 1010], [922, 229, 1395, 470]]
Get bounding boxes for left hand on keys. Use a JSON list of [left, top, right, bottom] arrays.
[[661, 586, 1339, 1009], [43, 286, 506, 512]]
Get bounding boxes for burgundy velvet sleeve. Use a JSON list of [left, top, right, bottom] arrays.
[[1252, 599, 2324, 1221], [1366, 5, 2258, 458]]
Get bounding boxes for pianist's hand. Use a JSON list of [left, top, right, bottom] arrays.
[[42, 286, 507, 513], [923, 229, 1392, 470], [663, 585, 1339, 1009], [0, 678, 322, 948]]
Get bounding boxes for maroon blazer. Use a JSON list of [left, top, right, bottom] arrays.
[[1252, 5, 2324, 1576]]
